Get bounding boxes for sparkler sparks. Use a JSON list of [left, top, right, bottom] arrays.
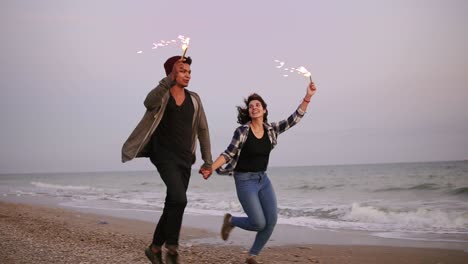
[[137, 35, 190, 55], [274, 60, 285, 68], [274, 60, 312, 81]]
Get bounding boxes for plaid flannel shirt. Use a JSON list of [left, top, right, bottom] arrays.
[[216, 105, 306, 175]]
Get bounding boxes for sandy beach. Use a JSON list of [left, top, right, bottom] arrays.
[[1, 201, 467, 264]]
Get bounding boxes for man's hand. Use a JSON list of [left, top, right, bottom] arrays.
[[199, 166, 213, 180]]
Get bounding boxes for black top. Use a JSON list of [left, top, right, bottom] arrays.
[[151, 90, 194, 164], [235, 128, 272, 172]]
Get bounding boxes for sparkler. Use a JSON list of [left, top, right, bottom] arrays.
[[136, 35, 190, 55], [274, 60, 313, 82], [180, 37, 190, 61], [297, 66, 313, 82]]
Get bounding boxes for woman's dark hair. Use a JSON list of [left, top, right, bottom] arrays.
[[237, 93, 268, 125]]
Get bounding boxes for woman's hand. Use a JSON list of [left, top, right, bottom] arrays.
[[306, 80, 317, 99], [299, 80, 317, 112]]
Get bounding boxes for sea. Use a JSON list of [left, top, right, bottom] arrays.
[[1, 160, 467, 244]]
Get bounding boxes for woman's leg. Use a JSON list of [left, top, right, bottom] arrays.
[[231, 173, 278, 256], [249, 175, 277, 256], [231, 176, 266, 232]]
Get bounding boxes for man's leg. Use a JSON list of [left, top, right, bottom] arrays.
[[152, 205, 168, 247], [154, 161, 191, 247], [146, 159, 167, 264], [151, 160, 170, 247]]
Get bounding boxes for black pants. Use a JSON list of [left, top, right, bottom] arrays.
[[151, 158, 191, 247]]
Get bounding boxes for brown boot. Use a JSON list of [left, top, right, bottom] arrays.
[[165, 245, 180, 264], [245, 255, 262, 264], [144, 245, 162, 264], [221, 213, 235, 241]]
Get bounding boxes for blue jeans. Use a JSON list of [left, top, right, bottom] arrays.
[[231, 171, 278, 256]]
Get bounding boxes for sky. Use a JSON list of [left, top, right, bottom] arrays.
[[1, 0, 467, 174]]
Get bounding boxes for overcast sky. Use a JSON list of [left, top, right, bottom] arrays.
[[1, 0, 467, 173]]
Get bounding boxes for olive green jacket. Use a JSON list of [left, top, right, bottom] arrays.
[[121, 76, 213, 168]]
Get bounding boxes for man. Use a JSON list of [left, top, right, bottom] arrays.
[[121, 56, 212, 264]]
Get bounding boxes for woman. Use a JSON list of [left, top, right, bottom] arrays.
[[205, 81, 316, 264]]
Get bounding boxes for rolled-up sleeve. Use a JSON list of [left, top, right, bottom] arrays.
[[271, 105, 305, 135], [221, 127, 243, 162]]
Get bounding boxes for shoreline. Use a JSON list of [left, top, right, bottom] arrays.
[[2, 195, 468, 251], [1, 198, 468, 263]]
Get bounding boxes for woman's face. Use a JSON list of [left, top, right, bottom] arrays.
[[248, 99, 266, 120]]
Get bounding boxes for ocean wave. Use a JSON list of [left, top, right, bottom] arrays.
[[286, 184, 344, 191], [277, 206, 345, 219], [449, 187, 468, 196], [286, 184, 325, 191], [30, 181, 100, 191], [189, 200, 242, 212], [342, 203, 468, 231], [374, 183, 440, 192], [409, 183, 440, 190]]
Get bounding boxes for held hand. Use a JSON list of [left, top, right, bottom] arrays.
[[199, 167, 213, 180], [202, 168, 212, 179]]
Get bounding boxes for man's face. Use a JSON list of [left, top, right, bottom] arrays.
[[175, 63, 191, 87]]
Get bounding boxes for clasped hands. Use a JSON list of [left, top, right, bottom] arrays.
[[198, 166, 213, 180]]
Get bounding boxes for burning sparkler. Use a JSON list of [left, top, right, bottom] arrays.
[[180, 37, 190, 61], [137, 35, 190, 56], [296, 66, 313, 82], [274, 60, 313, 82]]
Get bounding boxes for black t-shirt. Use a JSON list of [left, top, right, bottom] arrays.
[[235, 128, 272, 172], [151, 90, 194, 164]]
